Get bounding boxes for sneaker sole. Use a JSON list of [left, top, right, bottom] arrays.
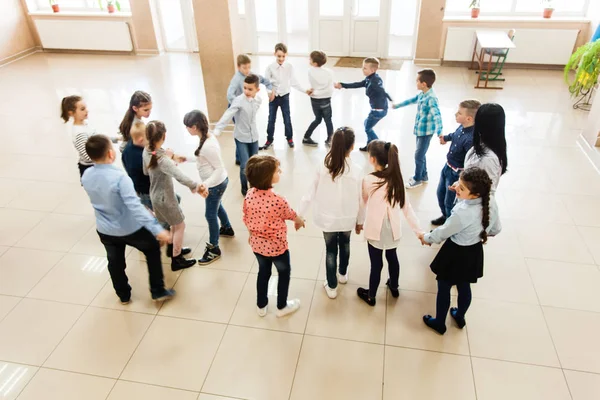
[[152, 294, 174, 302], [219, 234, 235, 238], [197, 256, 221, 266], [302, 143, 318, 147]]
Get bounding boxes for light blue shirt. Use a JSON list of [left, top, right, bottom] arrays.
[[227, 71, 272, 104], [214, 94, 262, 143], [424, 197, 501, 246], [82, 164, 163, 237]]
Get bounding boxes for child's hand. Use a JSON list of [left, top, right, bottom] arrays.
[[156, 230, 172, 246], [174, 155, 187, 163], [355, 224, 363, 235], [306, 89, 314, 96], [448, 182, 458, 192], [198, 184, 209, 198], [439, 136, 446, 145], [334, 82, 342, 89], [418, 233, 431, 247], [269, 92, 276, 102], [166, 148, 175, 159], [294, 216, 305, 231], [392, 103, 400, 109]]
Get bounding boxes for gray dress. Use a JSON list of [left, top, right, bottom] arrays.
[[143, 148, 198, 226]]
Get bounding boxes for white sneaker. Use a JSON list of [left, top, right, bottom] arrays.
[[257, 305, 267, 317], [323, 281, 338, 299], [276, 299, 301, 318], [405, 178, 423, 189], [338, 273, 349, 284]]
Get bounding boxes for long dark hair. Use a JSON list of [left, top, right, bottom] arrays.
[[146, 120, 166, 169], [119, 91, 152, 143], [368, 140, 405, 208], [324, 127, 355, 181], [60, 95, 82, 122], [461, 167, 493, 244], [473, 103, 507, 174], [183, 110, 210, 156]]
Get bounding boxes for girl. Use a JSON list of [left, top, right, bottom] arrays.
[[243, 155, 305, 318], [184, 110, 235, 266], [143, 120, 200, 271], [60, 95, 96, 179], [419, 167, 501, 335], [119, 91, 152, 152], [298, 127, 364, 299], [357, 140, 422, 306]]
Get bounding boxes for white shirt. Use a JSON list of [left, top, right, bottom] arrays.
[[298, 161, 366, 232], [265, 61, 306, 96], [68, 120, 96, 165], [464, 146, 502, 194], [194, 136, 228, 188], [308, 66, 334, 99]]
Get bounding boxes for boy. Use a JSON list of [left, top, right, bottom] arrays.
[[82, 135, 174, 304], [303, 50, 334, 147], [393, 68, 443, 189], [262, 43, 311, 150], [432, 100, 481, 226], [334, 57, 392, 151], [214, 74, 262, 197]]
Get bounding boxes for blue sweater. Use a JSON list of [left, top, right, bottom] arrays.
[[341, 73, 392, 110], [121, 141, 150, 195]]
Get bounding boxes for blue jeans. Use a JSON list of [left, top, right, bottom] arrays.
[[435, 280, 472, 328], [255, 250, 291, 310], [236, 139, 259, 193], [205, 178, 231, 247], [437, 164, 460, 217], [267, 94, 292, 142], [323, 231, 351, 289], [414, 135, 433, 182], [229, 103, 239, 163], [364, 109, 387, 144]]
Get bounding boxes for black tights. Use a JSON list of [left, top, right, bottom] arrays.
[[435, 279, 472, 326], [368, 243, 400, 298]]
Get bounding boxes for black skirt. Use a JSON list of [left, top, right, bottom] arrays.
[[430, 239, 484, 283]]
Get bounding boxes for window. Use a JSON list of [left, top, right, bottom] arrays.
[[27, 0, 131, 13], [237, 0, 245, 14], [444, 0, 590, 16]]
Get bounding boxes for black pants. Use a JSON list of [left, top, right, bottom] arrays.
[[97, 228, 165, 299], [435, 280, 472, 326], [255, 250, 291, 310], [267, 94, 292, 142], [368, 243, 400, 298], [78, 163, 93, 178], [305, 97, 333, 140]]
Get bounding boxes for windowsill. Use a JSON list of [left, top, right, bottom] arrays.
[[443, 16, 590, 23], [29, 10, 132, 18]]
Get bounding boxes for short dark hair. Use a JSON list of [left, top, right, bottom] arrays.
[[237, 54, 251, 66], [245, 155, 280, 190], [274, 43, 288, 54], [244, 74, 260, 88], [364, 57, 380, 69], [417, 69, 436, 88], [85, 134, 112, 161], [310, 50, 327, 67]]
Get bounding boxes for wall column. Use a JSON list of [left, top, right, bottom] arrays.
[[414, 0, 445, 64]]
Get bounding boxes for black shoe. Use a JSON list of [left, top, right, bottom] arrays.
[[325, 139, 331, 147], [119, 295, 131, 305], [431, 216, 447, 226], [198, 244, 221, 265], [423, 315, 447, 335], [386, 279, 399, 298], [450, 307, 466, 329], [359, 146, 368, 152], [171, 255, 196, 271], [219, 226, 235, 237], [287, 139, 295, 148], [357, 287, 376, 306], [260, 141, 273, 150], [242, 189, 247, 197], [302, 137, 318, 147], [166, 245, 192, 258], [235, 160, 241, 166], [152, 288, 176, 302]]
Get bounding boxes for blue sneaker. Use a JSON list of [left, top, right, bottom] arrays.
[[152, 289, 176, 302]]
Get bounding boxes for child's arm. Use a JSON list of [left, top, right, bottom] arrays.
[[289, 65, 308, 94], [361, 177, 370, 204], [488, 198, 502, 237], [298, 168, 320, 219], [393, 94, 419, 109], [74, 132, 92, 163], [279, 195, 304, 230], [198, 144, 226, 189], [213, 101, 239, 136], [117, 175, 166, 237], [401, 199, 422, 236], [157, 156, 199, 193], [356, 178, 366, 231], [429, 99, 443, 137], [338, 79, 367, 89], [423, 213, 465, 244], [259, 74, 273, 92], [226, 76, 238, 104]]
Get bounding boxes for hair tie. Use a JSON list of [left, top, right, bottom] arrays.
[[384, 142, 391, 150], [151, 151, 156, 155]]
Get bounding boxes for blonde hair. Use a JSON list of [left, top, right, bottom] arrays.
[[130, 121, 146, 142], [459, 99, 481, 117], [364, 57, 380, 69]]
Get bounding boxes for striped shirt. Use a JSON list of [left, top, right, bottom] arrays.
[[394, 88, 443, 137], [69, 122, 96, 165]]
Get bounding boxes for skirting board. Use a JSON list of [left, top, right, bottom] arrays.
[[42, 48, 134, 56], [414, 58, 442, 66], [0, 46, 40, 67], [136, 49, 161, 56]]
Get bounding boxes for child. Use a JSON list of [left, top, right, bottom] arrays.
[[213, 74, 262, 196], [184, 109, 235, 266], [81, 135, 174, 304], [432, 100, 481, 226], [243, 155, 305, 317], [122, 121, 153, 209], [419, 167, 501, 335], [60, 95, 96, 179], [298, 127, 365, 299], [119, 91, 152, 152], [262, 43, 311, 150], [357, 140, 422, 306], [303, 50, 334, 147], [334, 58, 392, 152], [393, 68, 443, 189], [143, 121, 200, 271]]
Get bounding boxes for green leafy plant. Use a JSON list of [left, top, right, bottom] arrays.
[[97, 0, 121, 11], [564, 40, 600, 96], [469, 0, 480, 8]]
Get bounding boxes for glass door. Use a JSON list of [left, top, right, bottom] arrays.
[[155, 0, 198, 52], [386, 0, 419, 58], [316, 0, 349, 56], [349, 0, 382, 56]]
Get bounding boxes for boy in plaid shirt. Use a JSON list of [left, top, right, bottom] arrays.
[[394, 69, 442, 188]]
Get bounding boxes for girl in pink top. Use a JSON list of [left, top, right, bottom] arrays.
[[357, 141, 422, 306]]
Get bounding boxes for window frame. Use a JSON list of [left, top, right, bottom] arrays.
[[30, 0, 131, 13], [443, 0, 591, 18]]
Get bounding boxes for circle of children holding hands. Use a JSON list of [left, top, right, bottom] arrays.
[[60, 42, 508, 331]]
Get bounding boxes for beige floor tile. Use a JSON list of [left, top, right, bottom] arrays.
[[0, 361, 38, 400], [202, 325, 302, 400], [482, 218, 523, 256], [305, 282, 386, 344], [15, 213, 94, 252], [197, 395, 238, 400], [467, 299, 560, 367], [564, 370, 600, 400], [527, 259, 600, 312], [53, 187, 95, 216], [229, 275, 314, 333], [561, 194, 600, 227], [397, 246, 440, 294], [0, 178, 29, 207], [0, 295, 20, 322], [0, 246, 7, 257], [290, 336, 384, 400], [472, 357, 571, 400], [159, 268, 247, 323], [385, 290, 470, 355], [121, 316, 225, 391], [543, 307, 600, 373], [577, 226, 600, 265], [500, 191, 573, 224], [6, 182, 80, 213], [27, 254, 109, 305], [44, 308, 153, 378], [0, 298, 84, 365], [0, 248, 64, 296], [383, 346, 475, 400], [192, 229, 254, 273], [69, 227, 112, 257], [0, 209, 45, 246], [108, 381, 198, 400], [16, 368, 115, 400]]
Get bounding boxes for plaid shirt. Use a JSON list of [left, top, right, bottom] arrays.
[[395, 88, 443, 137]]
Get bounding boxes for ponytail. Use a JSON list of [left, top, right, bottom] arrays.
[[183, 110, 210, 156], [324, 127, 355, 181], [119, 91, 152, 143], [460, 167, 493, 244], [368, 140, 405, 208], [146, 120, 166, 169], [60, 95, 82, 122]]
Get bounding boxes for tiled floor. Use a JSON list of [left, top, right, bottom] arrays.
[[0, 52, 598, 400]]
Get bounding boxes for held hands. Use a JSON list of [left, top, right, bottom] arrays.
[[439, 136, 447, 145], [198, 184, 209, 198], [156, 230, 172, 246], [448, 182, 458, 192], [355, 224, 363, 235], [334, 82, 342, 89], [269, 91, 276, 102], [418, 232, 431, 247], [294, 216, 306, 231]]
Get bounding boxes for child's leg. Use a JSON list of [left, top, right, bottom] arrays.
[[436, 166, 449, 217], [444, 169, 460, 218], [337, 231, 351, 277], [204, 187, 222, 248], [97, 232, 131, 300], [434, 279, 452, 325], [266, 97, 280, 143], [322, 99, 334, 140], [455, 282, 472, 318], [255, 253, 273, 309], [171, 222, 186, 257], [272, 250, 291, 309], [364, 109, 387, 144], [323, 232, 339, 289], [217, 179, 232, 228], [122, 228, 167, 297], [305, 98, 324, 139], [367, 243, 384, 298], [237, 140, 250, 194], [385, 248, 400, 290], [280, 94, 293, 141], [414, 134, 433, 182]]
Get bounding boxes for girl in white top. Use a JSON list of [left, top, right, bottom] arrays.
[[299, 127, 365, 299], [61, 95, 96, 179], [184, 110, 234, 266]]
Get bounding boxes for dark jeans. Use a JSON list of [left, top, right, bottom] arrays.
[[364, 109, 387, 144], [235, 139, 259, 193], [97, 228, 165, 299], [267, 94, 292, 142], [367, 243, 400, 298], [414, 134, 433, 182], [435, 280, 472, 327], [78, 163, 93, 179], [206, 178, 231, 247], [305, 98, 333, 140], [229, 103, 238, 163], [437, 164, 460, 217], [323, 231, 351, 289], [255, 250, 291, 310]]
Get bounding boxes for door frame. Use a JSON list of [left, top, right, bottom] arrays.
[[154, 0, 198, 52], [381, 0, 421, 59]]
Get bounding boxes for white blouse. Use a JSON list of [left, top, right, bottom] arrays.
[[195, 136, 228, 188], [464, 146, 502, 194]]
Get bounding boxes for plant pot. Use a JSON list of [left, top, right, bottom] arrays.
[[471, 8, 480, 18], [543, 8, 554, 18], [107, 4, 115, 13], [51, 4, 60, 12]]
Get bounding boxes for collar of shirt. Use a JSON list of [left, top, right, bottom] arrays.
[[93, 163, 119, 172], [462, 198, 482, 206]]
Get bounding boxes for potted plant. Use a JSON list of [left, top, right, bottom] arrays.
[[469, 0, 480, 19], [564, 40, 600, 104], [542, 0, 555, 19], [49, 0, 59, 13], [98, 0, 121, 13]]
